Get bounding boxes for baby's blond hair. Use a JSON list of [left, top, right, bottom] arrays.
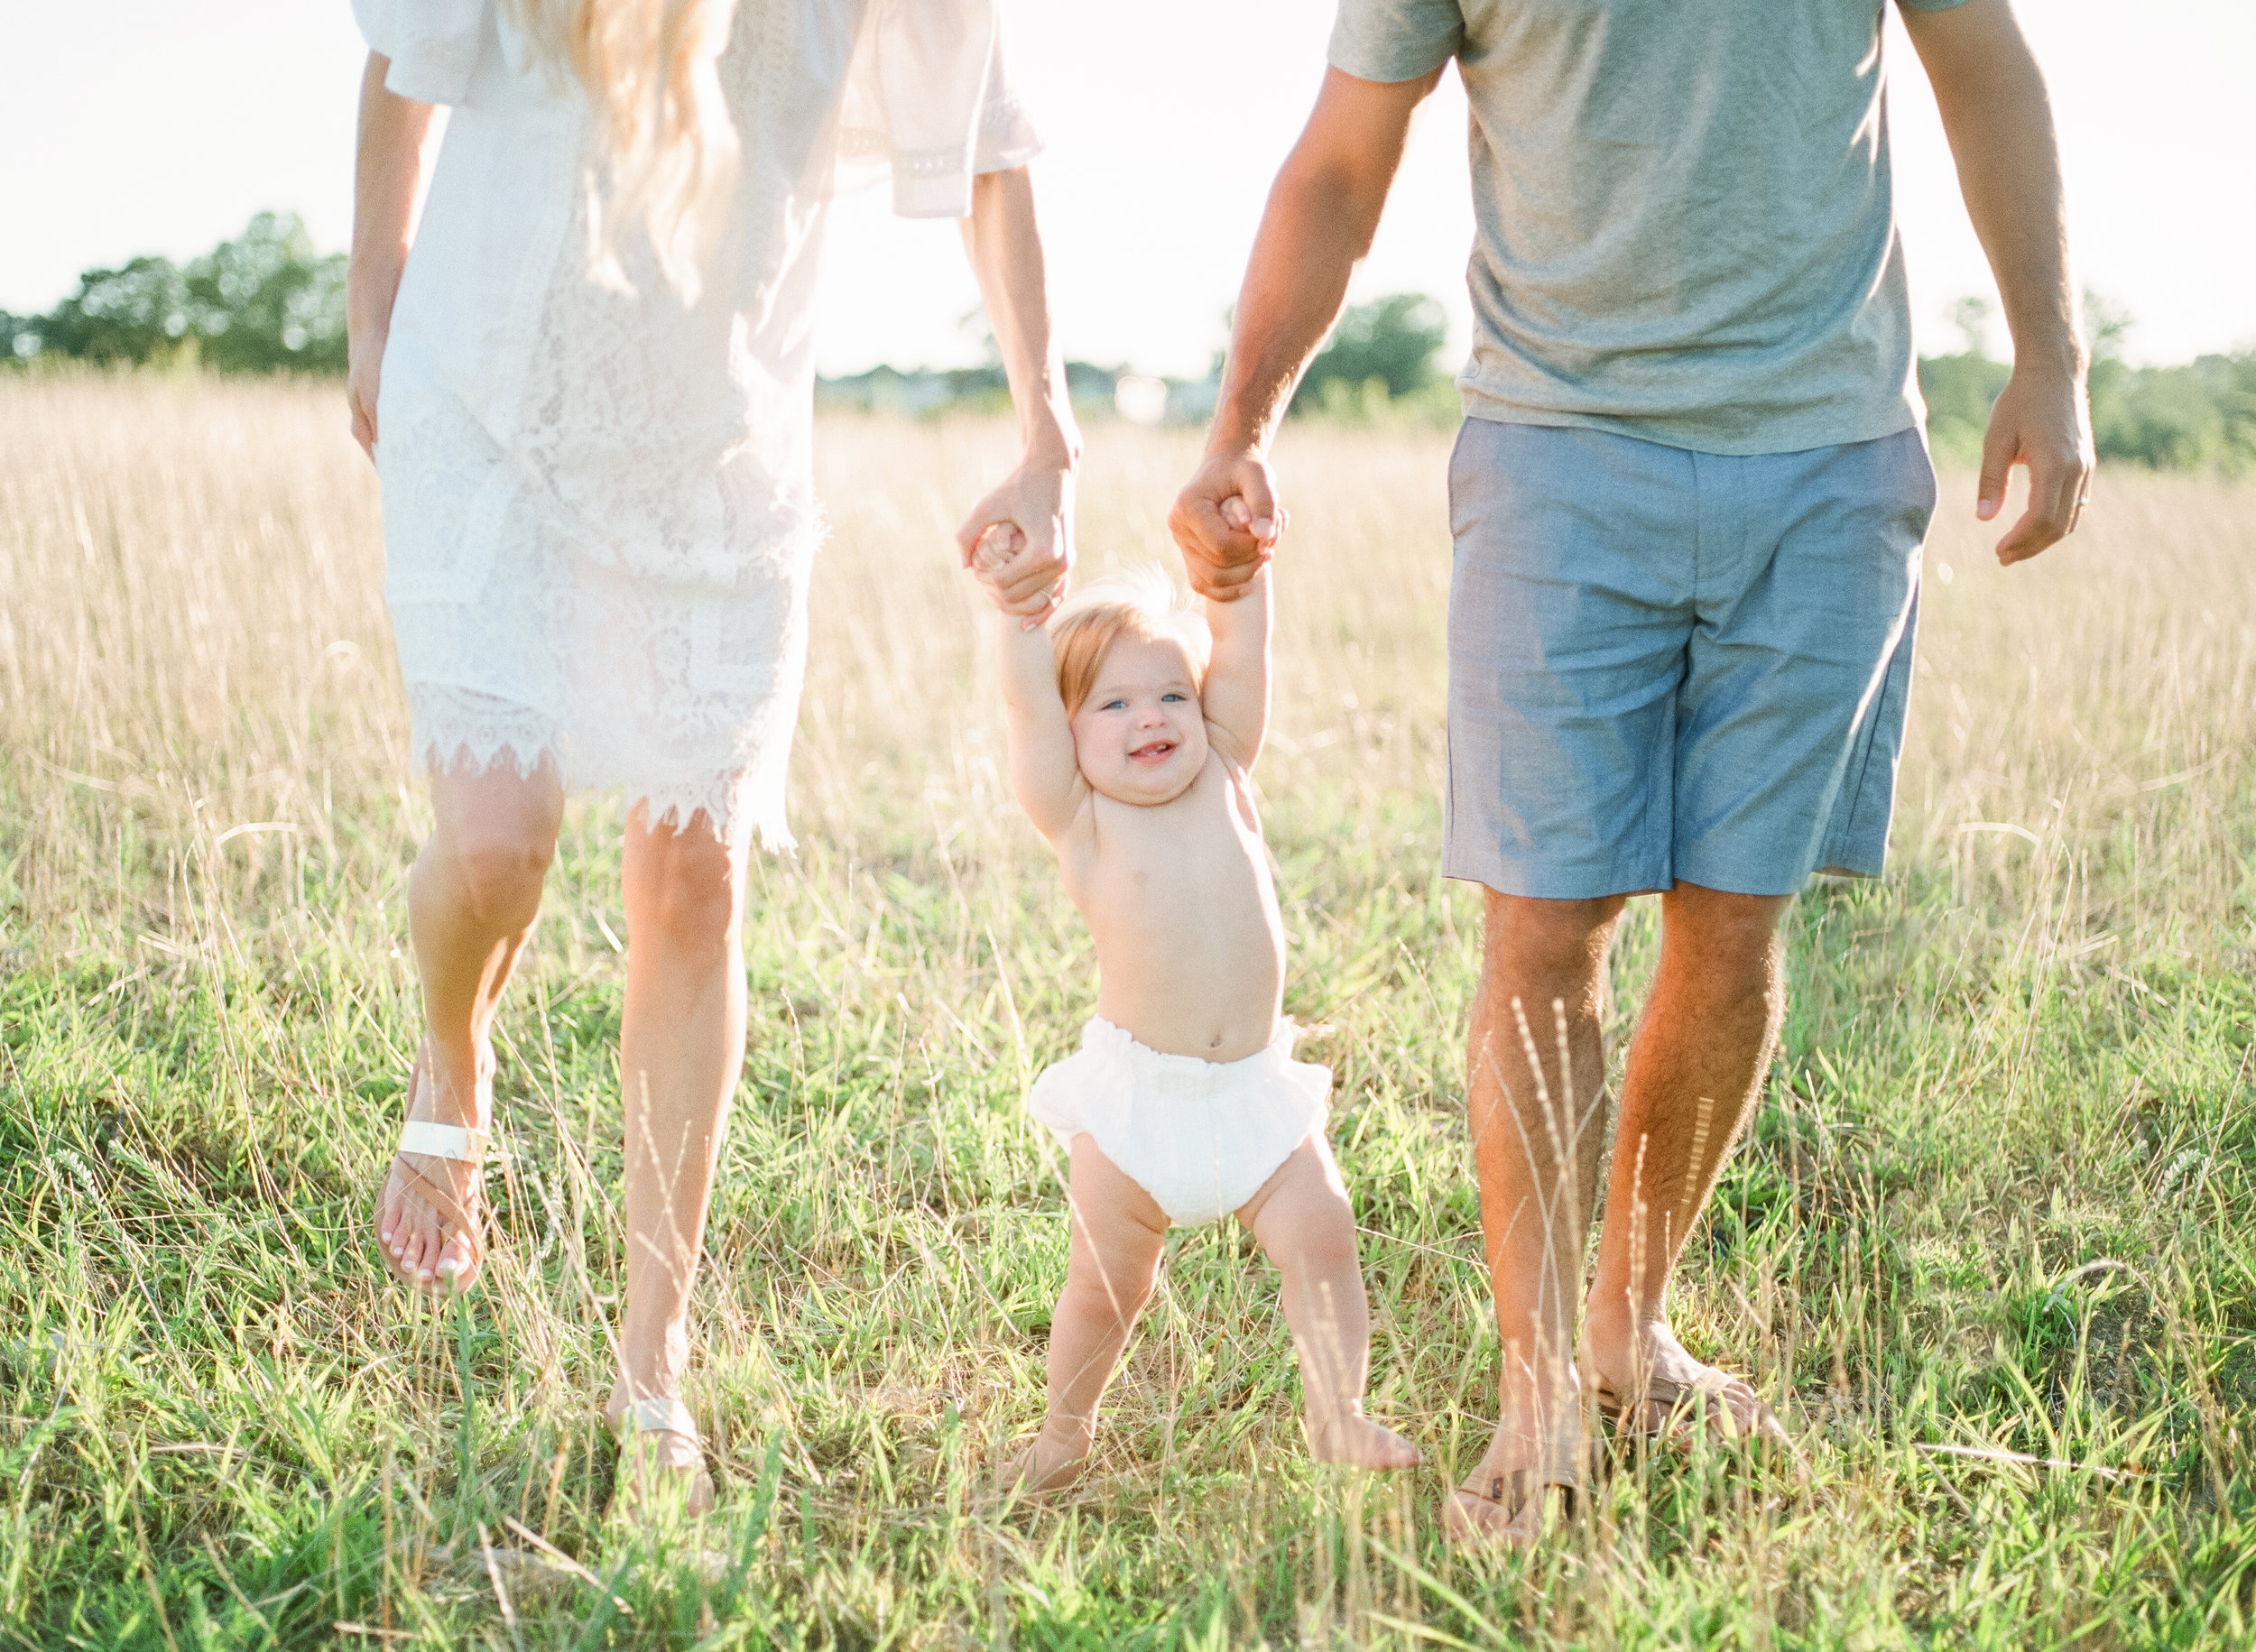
[[1049, 567, 1212, 718]]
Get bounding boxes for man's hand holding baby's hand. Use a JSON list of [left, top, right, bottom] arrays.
[[1171, 448, 1283, 603]]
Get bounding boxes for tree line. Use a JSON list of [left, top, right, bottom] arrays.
[[8, 215, 2251, 474], [1918, 296, 2256, 476], [5, 214, 347, 375]]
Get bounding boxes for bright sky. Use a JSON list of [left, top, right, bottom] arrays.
[[6, 1, 2251, 376]]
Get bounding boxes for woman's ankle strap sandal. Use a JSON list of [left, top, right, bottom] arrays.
[[607, 1397, 715, 1519], [615, 1397, 700, 1444], [395, 1118, 491, 1162], [394, 1049, 495, 1164]]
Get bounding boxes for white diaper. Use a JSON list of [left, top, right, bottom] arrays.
[[1027, 1018, 1331, 1226]]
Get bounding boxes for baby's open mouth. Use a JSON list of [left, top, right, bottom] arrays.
[[1128, 739, 1176, 764]]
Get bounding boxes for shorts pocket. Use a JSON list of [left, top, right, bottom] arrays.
[[1817, 577, 1920, 876], [1880, 424, 1939, 545], [1446, 416, 1475, 539]]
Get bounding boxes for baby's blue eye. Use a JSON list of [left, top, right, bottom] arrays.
[[1101, 698, 1127, 711], [1161, 692, 1187, 703]]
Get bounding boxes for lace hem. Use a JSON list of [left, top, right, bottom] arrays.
[[630, 773, 793, 851], [406, 685, 792, 849], [411, 685, 563, 783]]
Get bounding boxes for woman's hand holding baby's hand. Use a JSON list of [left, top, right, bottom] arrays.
[[957, 456, 1075, 630], [972, 523, 1027, 586], [970, 523, 1063, 631]]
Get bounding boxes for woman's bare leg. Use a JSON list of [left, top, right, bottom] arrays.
[[605, 808, 752, 1509], [378, 759, 563, 1293]]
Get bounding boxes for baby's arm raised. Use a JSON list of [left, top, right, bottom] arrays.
[[1201, 562, 1272, 770], [975, 531, 1086, 838]]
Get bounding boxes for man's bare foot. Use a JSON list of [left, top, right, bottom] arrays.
[[606, 1388, 715, 1518], [1442, 1421, 1585, 1548], [1003, 1422, 1092, 1496], [1583, 1315, 1786, 1445], [1307, 1405, 1423, 1470], [374, 1043, 493, 1295]]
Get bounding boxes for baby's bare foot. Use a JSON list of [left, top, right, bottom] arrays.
[[1003, 1425, 1092, 1496], [1307, 1406, 1423, 1470]]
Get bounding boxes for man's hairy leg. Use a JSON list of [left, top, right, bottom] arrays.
[[1449, 891, 1623, 1542], [1582, 881, 1790, 1440]]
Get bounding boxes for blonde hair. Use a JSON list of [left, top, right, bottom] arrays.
[[505, 0, 741, 300], [1049, 568, 1213, 718]]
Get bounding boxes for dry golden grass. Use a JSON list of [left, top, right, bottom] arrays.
[[10, 373, 2250, 941], [3, 370, 2252, 1647]]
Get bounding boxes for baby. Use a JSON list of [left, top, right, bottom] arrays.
[[972, 526, 1420, 1490]]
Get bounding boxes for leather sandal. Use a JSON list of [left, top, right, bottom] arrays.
[[1594, 1369, 1785, 1445], [1443, 1459, 1584, 1546]]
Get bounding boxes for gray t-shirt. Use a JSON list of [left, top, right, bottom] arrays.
[[1329, 0, 1968, 455]]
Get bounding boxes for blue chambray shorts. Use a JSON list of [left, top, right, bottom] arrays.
[[1444, 419, 1935, 900]]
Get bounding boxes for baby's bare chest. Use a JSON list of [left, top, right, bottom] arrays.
[[1072, 770, 1273, 925]]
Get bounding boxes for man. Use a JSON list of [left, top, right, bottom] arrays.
[[1170, 0, 2090, 1544]]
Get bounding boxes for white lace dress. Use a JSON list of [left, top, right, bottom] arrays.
[[355, 0, 1038, 844]]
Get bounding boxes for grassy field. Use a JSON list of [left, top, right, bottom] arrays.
[[3, 371, 2252, 1649]]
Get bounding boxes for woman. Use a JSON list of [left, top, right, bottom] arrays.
[[347, 0, 1075, 1509]]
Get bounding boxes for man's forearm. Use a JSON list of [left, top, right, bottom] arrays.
[[1208, 69, 1433, 459], [1912, 5, 2081, 373], [1904, 0, 2091, 558], [1210, 157, 1388, 459], [1171, 68, 1429, 593]]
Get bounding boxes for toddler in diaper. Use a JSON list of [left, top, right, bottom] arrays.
[[969, 528, 1420, 1490]]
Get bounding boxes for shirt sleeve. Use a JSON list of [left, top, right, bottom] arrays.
[[841, 0, 1042, 219], [351, 0, 491, 106], [1327, 0, 1465, 85]]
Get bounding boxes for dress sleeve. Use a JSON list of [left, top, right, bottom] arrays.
[[351, 0, 493, 106], [839, 0, 1043, 219]]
